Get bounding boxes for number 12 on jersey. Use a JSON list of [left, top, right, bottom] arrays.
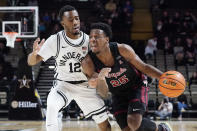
[[69, 62, 81, 73]]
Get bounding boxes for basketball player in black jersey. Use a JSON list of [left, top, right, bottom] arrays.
[[82, 22, 172, 131]]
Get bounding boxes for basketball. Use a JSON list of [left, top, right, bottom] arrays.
[[158, 71, 186, 98]]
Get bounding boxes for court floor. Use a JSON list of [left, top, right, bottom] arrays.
[[0, 120, 197, 131]]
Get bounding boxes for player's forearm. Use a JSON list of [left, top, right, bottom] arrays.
[[96, 78, 109, 99], [143, 64, 163, 79], [27, 53, 40, 66]]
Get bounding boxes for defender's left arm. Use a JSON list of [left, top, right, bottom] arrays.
[[81, 55, 110, 99], [81, 55, 98, 87]]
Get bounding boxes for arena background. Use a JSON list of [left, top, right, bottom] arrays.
[[0, 0, 197, 130]]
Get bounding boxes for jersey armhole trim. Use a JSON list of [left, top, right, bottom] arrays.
[[54, 33, 60, 59]]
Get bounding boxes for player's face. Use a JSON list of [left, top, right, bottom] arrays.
[[89, 29, 109, 54], [61, 10, 80, 36]]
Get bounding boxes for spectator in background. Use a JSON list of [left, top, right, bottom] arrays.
[[179, 22, 191, 36], [105, 0, 117, 13], [123, 0, 134, 14], [173, 37, 185, 66], [42, 12, 51, 26], [39, 21, 46, 33], [177, 94, 188, 120], [173, 12, 181, 24], [161, 11, 169, 25], [155, 20, 163, 36], [189, 71, 197, 86], [39, 21, 47, 38], [154, 97, 173, 120], [183, 11, 194, 24], [144, 37, 157, 59], [185, 37, 195, 65], [163, 36, 172, 54]]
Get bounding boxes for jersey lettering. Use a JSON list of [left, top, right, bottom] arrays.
[[59, 51, 84, 66], [110, 75, 129, 87], [107, 68, 127, 78]]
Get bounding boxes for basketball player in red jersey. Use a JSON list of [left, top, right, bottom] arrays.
[[82, 22, 172, 131]]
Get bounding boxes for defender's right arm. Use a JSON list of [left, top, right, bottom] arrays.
[[28, 38, 45, 66]]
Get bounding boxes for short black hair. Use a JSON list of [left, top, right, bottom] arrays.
[[59, 5, 77, 21], [90, 22, 112, 40]]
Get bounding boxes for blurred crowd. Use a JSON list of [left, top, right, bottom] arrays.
[[145, 9, 197, 66]]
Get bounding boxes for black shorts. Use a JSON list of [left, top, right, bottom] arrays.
[[112, 86, 149, 129]]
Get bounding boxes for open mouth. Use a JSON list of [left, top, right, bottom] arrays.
[[73, 27, 80, 31], [91, 45, 98, 51]]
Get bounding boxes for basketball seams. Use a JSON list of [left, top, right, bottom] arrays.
[[159, 71, 185, 97], [159, 77, 185, 87], [158, 84, 184, 90]]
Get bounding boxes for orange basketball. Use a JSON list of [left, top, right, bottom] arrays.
[[158, 71, 186, 98]]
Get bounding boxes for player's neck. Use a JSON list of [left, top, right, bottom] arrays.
[[97, 47, 114, 66], [65, 30, 81, 39]]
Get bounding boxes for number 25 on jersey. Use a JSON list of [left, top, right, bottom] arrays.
[[110, 75, 129, 87]]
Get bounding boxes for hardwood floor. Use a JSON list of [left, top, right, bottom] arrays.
[[0, 120, 197, 131]]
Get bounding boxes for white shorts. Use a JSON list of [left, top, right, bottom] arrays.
[[51, 80, 108, 124]]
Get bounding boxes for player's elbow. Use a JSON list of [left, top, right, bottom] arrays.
[[27, 54, 42, 66], [27, 57, 35, 66], [27, 61, 34, 66]]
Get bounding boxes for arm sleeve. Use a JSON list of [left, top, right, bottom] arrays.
[[38, 35, 57, 62]]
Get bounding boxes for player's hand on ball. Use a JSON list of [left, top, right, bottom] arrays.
[[98, 68, 111, 80], [32, 38, 45, 55]]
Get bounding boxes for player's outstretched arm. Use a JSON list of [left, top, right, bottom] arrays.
[[27, 38, 45, 66], [118, 44, 163, 79]]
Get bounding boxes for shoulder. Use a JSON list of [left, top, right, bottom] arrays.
[[117, 43, 134, 53], [42, 34, 58, 49], [81, 54, 94, 73], [47, 34, 58, 42], [117, 43, 136, 61], [81, 31, 89, 39], [82, 54, 92, 64], [83, 32, 89, 37]]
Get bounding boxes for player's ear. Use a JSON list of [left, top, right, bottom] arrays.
[[106, 37, 109, 42], [60, 21, 64, 27]]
